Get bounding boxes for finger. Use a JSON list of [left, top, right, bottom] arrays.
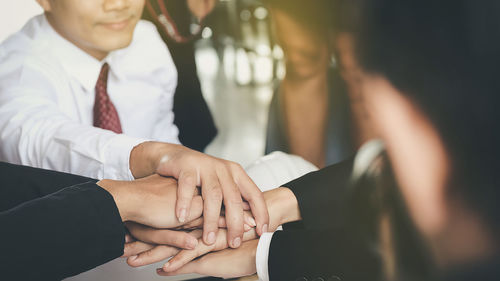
[[201, 174, 223, 245], [178, 217, 204, 230], [163, 229, 230, 273], [157, 260, 200, 276], [162, 245, 206, 272], [123, 240, 155, 257], [178, 215, 227, 230], [218, 216, 227, 228], [159, 240, 258, 278], [187, 195, 204, 222], [231, 164, 269, 236], [125, 234, 135, 243], [217, 166, 244, 248], [244, 210, 256, 228], [176, 169, 199, 223], [242, 201, 251, 211], [127, 245, 180, 267], [128, 223, 198, 250]]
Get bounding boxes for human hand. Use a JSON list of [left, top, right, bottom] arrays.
[[157, 239, 259, 278], [129, 141, 269, 248], [122, 211, 256, 267], [123, 187, 299, 270], [97, 174, 203, 229]]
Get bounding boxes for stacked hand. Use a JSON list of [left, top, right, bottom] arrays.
[[120, 187, 301, 278], [129, 142, 269, 247], [95, 142, 288, 277]]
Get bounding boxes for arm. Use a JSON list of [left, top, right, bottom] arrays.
[[0, 161, 94, 211], [0, 170, 204, 280], [0, 181, 125, 280], [0, 64, 146, 180], [283, 157, 354, 230], [0, 64, 268, 246]]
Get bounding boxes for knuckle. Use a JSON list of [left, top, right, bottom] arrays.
[[206, 188, 223, 202], [181, 173, 197, 186], [225, 196, 243, 207], [229, 161, 244, 171]]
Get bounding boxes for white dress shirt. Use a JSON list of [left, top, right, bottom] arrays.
[[0, 14, 179, 180]]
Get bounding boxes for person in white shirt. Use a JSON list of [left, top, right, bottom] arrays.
[[0, 0, 269, 250]]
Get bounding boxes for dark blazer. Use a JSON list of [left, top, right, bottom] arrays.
[[142, 1, 217, 152], [267, 158, 382, 281], [0, 162, 125, 280]]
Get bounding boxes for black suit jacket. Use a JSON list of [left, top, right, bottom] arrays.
[[267, 158, 382, 281], [0, 162, 125, 280]]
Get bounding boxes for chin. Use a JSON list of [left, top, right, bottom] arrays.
[[102, 35, 134, 52]]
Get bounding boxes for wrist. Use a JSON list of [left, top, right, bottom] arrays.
[[97, 179, 135, 222], [130, 141, 170, 178], [264, 187, 301, 229]]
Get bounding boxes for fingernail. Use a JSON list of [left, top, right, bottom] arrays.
[[262, 224, 268, 233], [207, 231, 216, 244], [244, 223, 251, 231], [187, 237, 198, 249], [232, 237, 241, 248], [247, 217, 257, 227], [178, 208, 187, 223]]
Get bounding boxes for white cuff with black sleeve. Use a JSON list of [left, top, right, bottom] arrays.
[[256, 232, 275, 281]]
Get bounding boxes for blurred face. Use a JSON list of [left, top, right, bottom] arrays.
[[37, 0, 145, 60], [336, 34, 450, 238]]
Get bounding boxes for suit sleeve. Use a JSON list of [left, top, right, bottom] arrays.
[[283, 157, 354, 230], [0, 161, 95, 211], [268, 229, 381, 281], [0, 167, 125, 280]]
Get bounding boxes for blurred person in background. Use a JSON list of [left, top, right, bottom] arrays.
[[265, 0, 338, 168]]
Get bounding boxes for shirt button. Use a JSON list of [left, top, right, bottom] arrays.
[[327, 276, 342, 281]]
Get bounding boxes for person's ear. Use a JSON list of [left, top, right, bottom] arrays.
[[36, 0, 52, 12]]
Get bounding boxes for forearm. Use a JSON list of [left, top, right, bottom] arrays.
[[0, 181, 125, 280], [281, 77, 329, 168], [0, 106, 146, 180], [0, 162, 94, 211]]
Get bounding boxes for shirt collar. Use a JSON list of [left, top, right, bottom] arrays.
[[40, 15, 126, 92]]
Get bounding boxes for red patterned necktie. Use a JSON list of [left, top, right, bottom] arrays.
[[93, 63, 123, 134]]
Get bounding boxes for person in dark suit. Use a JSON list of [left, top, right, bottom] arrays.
[[132, 0, 500, 280], [0, 161, 207, 280], [142, 0, 218, 152]]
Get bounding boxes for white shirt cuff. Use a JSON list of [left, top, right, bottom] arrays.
[[103, 134, 149, 180], [256, 232, 275, 281]]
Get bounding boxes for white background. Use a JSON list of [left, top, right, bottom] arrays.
[[0, 0, 42, 42]]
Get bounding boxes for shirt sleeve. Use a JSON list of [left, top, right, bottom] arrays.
[[0, 180, 126, 280], [256, 232, 275, 281], [0, 60, 149, 180]]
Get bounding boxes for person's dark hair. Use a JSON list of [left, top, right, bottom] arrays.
[[334, 0, 500, 230]]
